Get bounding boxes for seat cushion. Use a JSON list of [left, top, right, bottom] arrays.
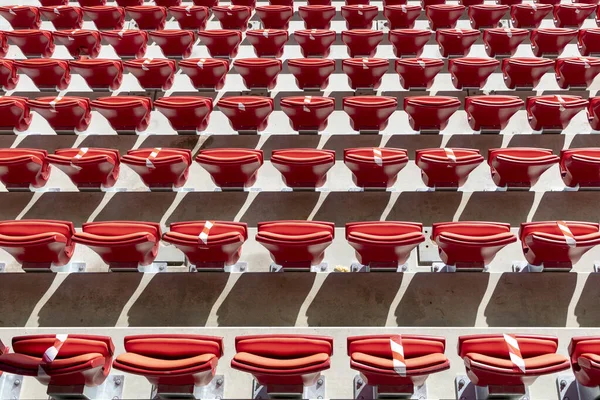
[[115, 352, 215, 372], [352, 352, 447, 371], [234, 352, 329, 370], [467, 352, 568, 370]]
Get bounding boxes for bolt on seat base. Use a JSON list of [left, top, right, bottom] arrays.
[[48, 375, 124, 400]]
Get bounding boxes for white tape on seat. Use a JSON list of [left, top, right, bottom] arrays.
[[401, 4, 407, 12], [197, 58, 206, 69], [198, 220, 214, 244], [374, 148, 383, 166], [390, 335, 406, 377], [53, 7, 60, 14], [38, 334, 69, 377], [185, 4, 193, 13], [70, 147, 89, 170], [556, 95, 566, 112], [49, 96, 63, 113], [145, 147, 161, 169], [557, 221, 576, 247], [444, 148, 457, 162], [238, 103, 245, 111], [309, 29, 316, 40], [362, 58, 369, 70], [417, 59, 426, 68], [8, 7, 16, 15], [503, 334, 526, 373], [263, 29, 269, 38], [303, 96, 312, 112], [142, 58, 153, 71]]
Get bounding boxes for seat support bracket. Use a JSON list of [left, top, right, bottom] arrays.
[[557, 374, 600, 400], [48, 374, 124, 400], [455, 376, 529, 400], [353, 375, 427, 399], [0, 374, 22, 400], [252, 376, 325, 399], [151, 375, 224, 400]]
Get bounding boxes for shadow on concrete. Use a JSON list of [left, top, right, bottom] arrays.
[[388, 192, 463, 226], [575, 274, 600, 327], [95, 192, 177, 222], [167, 192, 249, 224], [313, 192, 392, 226], [240, 192, 320, 226], [0, 273, 56, 327], [532, 192, 600, 222], [459, 192, 535, 225], [23, 192, 104, 226]]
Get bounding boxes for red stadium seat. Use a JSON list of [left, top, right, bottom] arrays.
[[348, 0, 371, 4], [233, 58, 283, 90], [341, 5, 379, 29], [422, 0, 445, 6], [0, 60, 18, 91], [426, 4, 465, 30], [40, 0, 69, 5], [156, 0, 181, 5], [217, 96, 274, 132], [343, 96, 397, 132], [197, 30, 243, 58], [526, 95, 588, 131], [124, 58, 176, 90], [47, 148, 120, 190], [113, 335, 224, 387], [294, 29, 336, 57], [461, 0, 484, 5], [246, 29, 288, 57], [511, 3, 552, 28], [465, 96, 524, 132], [431, 221, 516, 269], [5, 30, 54, 57], [14, 59, 70, 91], [179, 58, 230, 90], [560, 148, 600, 187], [502, 57, 554, 89], [343, 58, 389, 89], [0, 220, 75, 269], [395, 58, 444, 89], [299, 5, 336, 29], [256, 221, 335, 269], [589, 97, 600, 130], [384, 5, 422, 29], [385, 0, 408, 4], [578, 28, 600, 56], [468, 4, 509, 29], [448, 57, 500, 89], [196, 148, 264, 188], [436, 28, 480, 57], [126, 5, 167, 30], [212, 5, 252, 30], [416, 148, 484, 189], [169, 5, 209, 30], [0, 97, 31, 132], [154, 96, 213, 133], [342, 29, 384, 57], [569, 337, 600, 388], [482, 28, 528, 57], [0, 6, 40, 29], [28, 96, 91, 133], [404, 96, 461, 132], [193, 0, 219, 7], [288, 58, 336, 89], [73, 221, 161, 269], [163, 222, 248, 268], [39, 6, 83, 30], [82, 6, 125, 30], [91, 96, 152, 133], [0, 32, 7, 58], [117, 0, 143, 6], [149, 30, 195, 58], [53, 30, 102, 58], [232, 0, 257, 8], [344, 147, 409, 188], [123, 148, 192, 189], [256, 5, 293, 29], [102, 30, 148, 59], [553, 3, 595, 28], [271, 0, 294, 5], [530, 27, 578, 57], [0, 149, 50, 189], [69, 59, 123, 90], [458, 334, 569, 388], [389, 29, 431, 57], [554, 57, 600, 89], [80, 0, 108, 6], [271, 149, 335, 188], [488, 147, 559, 188], [280, 96, 335, 132]]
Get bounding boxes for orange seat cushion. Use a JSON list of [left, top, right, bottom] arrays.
[[352, 352, 447, 370], [467, 353, 568, 370], [115, 352, 215, 371], [234, 352, 329, 370]]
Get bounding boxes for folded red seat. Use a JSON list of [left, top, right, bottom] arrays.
[[91, 96, 152, 133], [53, 30, 102, 58], [39, 6, 83, 29], [431, 221, 516, 269], [163, 222, 248, 268], [196, 148, 264, 188], [256, 5, 293, 29], [384, 5, 422, 29], [511, 3, 552, 28], [343, 96, 397, 132], [0, 60, 18, 91], [126, 6, 166, 30], [246, 29, 289, 57], [342, 29, 384, 57], [28, 96, 91, 133], [0, 6, 40, 29], [0, 97, 31, 132], [488, 147, 559, 188], [530, 28, 577, 57], [465, 95, 524, 132], [271, 149, 335, 188], [233, 58, 283, 90], [212, 5, 252, 30], [569, 337, 600, 388], [154, 96, 213, 133], [426, 4, 465, 30], [436, 28, 480, 57], [526, 95, 588, 131], [14, 59, 71, 91], [69, 59, 123, 90], [179, 58, 230, 90], [416, 148, 483, 188], [395, 58, 444, 89], [299, 5, 336, 29], [280, 96, 335, 132], [197, 30, 243, 58], [482, 28, 528, 57], [82, 6, 125, 30], [102, 30, 148, 59], [448, 57, 499, 89], [217, 96, 274, 132], [288, 58, 335, 90], [123, 148, 192, 188], [560, 148, 600, 187], [5, 30, 54, 57], [342, 58, 389, 90], [232, 335, 333, 392], [344, 147, 408, 188], [257, 221, 334, 269], [502, 57, 554, 89], [73, 221, 161, 269], [458, 334, 569, 389], [389, 29, 431, 57], [404, 96, 461, 132], [124, 58, 176, 90], [578, 28, 600, 56], [148, 30, 195, 58], [47, 148, 120, 189], [468, 4, 508, 29], [0, 32, 7, 58], [553, 3, 595, 27], [554, 57, 600, 89], [341, 5, 379, 29], [294, 29, 336, 57], [0, 149, 50, 190], [589, 98, 600, 130], [169, 5, 209, 30]]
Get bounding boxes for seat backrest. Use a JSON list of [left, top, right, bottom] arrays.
[[458, 334, 558, 359], [12, 335, 114, 358], [0, 220, 74, 239], [347, 335, 445, 358], [82, 221, 161, 238], [124, 335, 224, 358], [235, 335, 334, 358]]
